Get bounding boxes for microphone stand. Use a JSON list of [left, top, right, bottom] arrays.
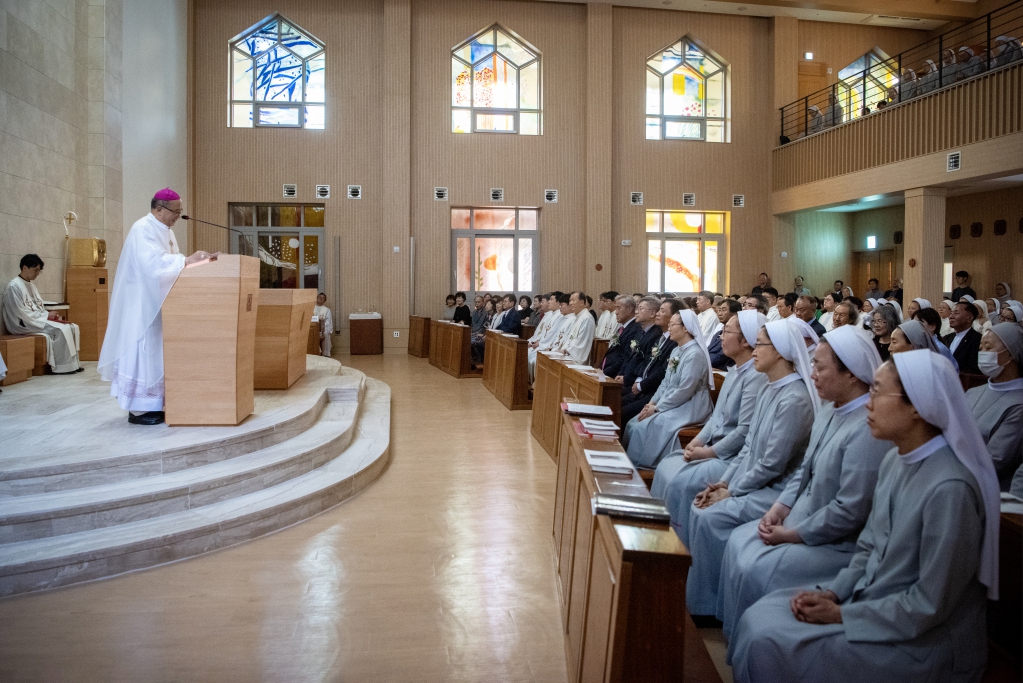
[[181, 216, 255, 256]]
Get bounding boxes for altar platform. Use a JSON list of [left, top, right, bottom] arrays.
[[0, 357, 391, 597]]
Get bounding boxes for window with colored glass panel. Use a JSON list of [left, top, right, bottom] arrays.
[[451, 25, 541, 135], [229, 14, 325, 129], [229, 203, 325, 288], [451, 208, 538, 297], [646, 210, 727, 293], [645, 37, 728, 142]]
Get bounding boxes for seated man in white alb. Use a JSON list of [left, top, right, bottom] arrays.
[[527, 292, 570, 381], [552, 291, 596, 364], [731, 351, 999, 683], [313, 292, 333, 357], [2, 254, 82, 374], [594, 291, 619, 339], [696, 290, 722, 340], [0, 347, 7, 391]]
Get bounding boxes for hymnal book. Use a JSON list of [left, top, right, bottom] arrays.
[[592, 493, 671, 523], [580, 418, 620, 432], [561, 403, 613, 417], [565, 363, 592, 370], [573, 421, 618, 442], [584, 449, 633, 475]]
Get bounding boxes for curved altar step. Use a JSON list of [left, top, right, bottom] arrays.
[[0, 377, 391, 598]]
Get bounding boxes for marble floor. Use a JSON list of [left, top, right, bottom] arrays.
[[0, 353, 731, 683]]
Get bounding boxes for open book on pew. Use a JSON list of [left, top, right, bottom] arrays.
[[591, 493, 671, 524]]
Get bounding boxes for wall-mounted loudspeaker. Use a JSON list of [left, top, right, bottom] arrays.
[[994, 219, 1006, 236], [949, 224, 961, 239], [893, 231, 903, 244], [970, 222, 983, 237]]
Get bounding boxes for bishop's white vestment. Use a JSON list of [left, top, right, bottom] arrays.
[[3, 276, 81, 373], [98, 214, 186, 411]]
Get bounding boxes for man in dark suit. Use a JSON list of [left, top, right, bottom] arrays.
[[942, 301, 982, 375], [620, 299, 683, 425], [708, 298, 740, 369], [602, 295, 641, 378], [616, 296, 663, 390], [495, 293, 522, 336], [794, 295, 826, 337]]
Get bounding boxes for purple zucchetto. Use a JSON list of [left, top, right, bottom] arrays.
[[153, 188, 180, 201]]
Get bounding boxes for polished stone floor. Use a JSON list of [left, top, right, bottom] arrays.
[[0, 353, 730, 682]]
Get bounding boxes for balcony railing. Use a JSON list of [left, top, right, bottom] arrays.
[[779, 0, 1023, 143]]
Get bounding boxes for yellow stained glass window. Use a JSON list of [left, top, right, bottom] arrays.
[[646, 37, 727, 143]]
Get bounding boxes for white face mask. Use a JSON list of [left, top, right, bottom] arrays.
[[977, 350, 1006, 378]]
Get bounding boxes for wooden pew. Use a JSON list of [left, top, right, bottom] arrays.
[[983, 512, 1022, 682], [481, 329, 531, 410], [553, 411, 723, 683], [589, 337, 610, 369], [307, 321, 320, 355], [520, 323, 535, 340], [428, 320, 481, 379], [0, 336, 35, 386], [531, 351, 621, 461], [408, 315, 431, 358]]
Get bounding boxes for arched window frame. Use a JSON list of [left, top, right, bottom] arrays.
[[451, 24, 542, 135], [645, 36, 729, 142], [229, 14, 325, 129]]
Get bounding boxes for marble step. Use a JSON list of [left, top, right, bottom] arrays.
[[0, 379, 391, 598], [0, 377, 362, 497], [0, 383, 365, 544]]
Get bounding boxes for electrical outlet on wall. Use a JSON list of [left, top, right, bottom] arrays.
[[393, 331, 400, 338]]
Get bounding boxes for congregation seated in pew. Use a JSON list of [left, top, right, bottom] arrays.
[[616, 298, 681, 427], [2, 254, 82, 375]]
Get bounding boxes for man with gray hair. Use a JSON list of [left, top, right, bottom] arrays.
[[601, 294, 640, 377], [696, 290, 720, 340]]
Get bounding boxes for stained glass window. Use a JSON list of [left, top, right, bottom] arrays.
[[646, 37, 728, 142], [451, 207, 538, 296], [452, 25, 541, 135], [646, 210, 727, 293], [229, 14, 325, 129]]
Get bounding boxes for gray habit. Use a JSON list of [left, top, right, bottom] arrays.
[[731, 444, 988, 683], [651, 358, 767, 546], [964, 381, 1023, 490], [718, 395, 892, 647], [623, 341, 713, 469], [685, 375, 814, 615]]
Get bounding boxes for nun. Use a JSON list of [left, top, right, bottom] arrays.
[[860, 299, 879, 330], [718, 326, 890, 649], [888, 319, 942, 355], [917, 59, 939, 95], [882, 299, 904, 323], [652, 311, 769, 544], [904, 297, 930, 319], [623, 310, 713, 469], [965, 323, 1023, 490], [685, 320, 819, 616], [790, 317, 819, 358], [1000, 300, 1023, 324], [731, 350, 999, 683], [995, 282, 1011, 305]]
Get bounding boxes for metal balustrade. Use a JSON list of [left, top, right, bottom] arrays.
[[779, 0, 1023, 144]]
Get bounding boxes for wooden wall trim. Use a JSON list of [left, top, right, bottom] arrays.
[[586, 3, 613, 295], [772, 62, 1022, 195]]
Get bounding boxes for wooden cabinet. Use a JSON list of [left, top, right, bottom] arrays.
[[253, 289, 316, 390], [553, 413, 723, 683], [481, 330, 531, 410], [407, 315, 431, 357], [65, 267, 108, 361]]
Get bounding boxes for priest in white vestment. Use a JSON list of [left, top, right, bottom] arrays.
[[696, 291, 721, 340], [3, 254, 81, 373], [554, 291, 597, 365], [595, 293, 618, 339], [98, 188, 211, 425], [313, 292, 334, 357]]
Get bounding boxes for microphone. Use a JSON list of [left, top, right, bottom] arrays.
[[181, 215, 254, 255]]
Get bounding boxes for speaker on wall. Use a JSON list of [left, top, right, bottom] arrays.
[[893, 231, 903, 245], [949, 224, 961, 239], [994, 219, 1006, 236], [970, 222, 983, 237]]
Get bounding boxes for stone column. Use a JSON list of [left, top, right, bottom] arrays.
[[585, 3, 612, 296], [903, 187, 946, 306], [772, 214, 795, 294]]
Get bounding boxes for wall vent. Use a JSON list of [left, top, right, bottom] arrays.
[[630, 191, 643, 205], [863, 14, 926, 28], [732, 195, 745, 208], [347, 185, 362, 199], [544, 189, 558, 203], [490, 188, 504, 202], [283, 184, 297, 198], [947, 151, 961, 172], [315, 185, 330, 199], [682, 193, 696, 207], [434, 187, 449, 201]]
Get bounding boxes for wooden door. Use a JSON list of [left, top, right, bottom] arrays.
[[854, 250, 896, 295], [798, 61, 828, 99]]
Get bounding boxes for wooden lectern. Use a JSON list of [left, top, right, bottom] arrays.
[[162, 255, 260, 426], [254, 289, 317, 389], [66, 267, 109, 361]]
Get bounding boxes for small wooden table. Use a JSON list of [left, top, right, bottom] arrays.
[[428, 320, 481, 378], [350, 313, 383, 355], [408, 315, 431, 358], [254, 289, 316, 390], [482, 329, 531, 410], [553, 412, 722, 683], [531, 351, 621, 461]]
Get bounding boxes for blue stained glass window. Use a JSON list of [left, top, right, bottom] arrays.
[[229, 14, 325, 129]]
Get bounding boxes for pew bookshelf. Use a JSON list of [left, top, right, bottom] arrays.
[[408, 315, 431, 358], [481, 330, 531, 410], [428, 320, 482, 379]]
